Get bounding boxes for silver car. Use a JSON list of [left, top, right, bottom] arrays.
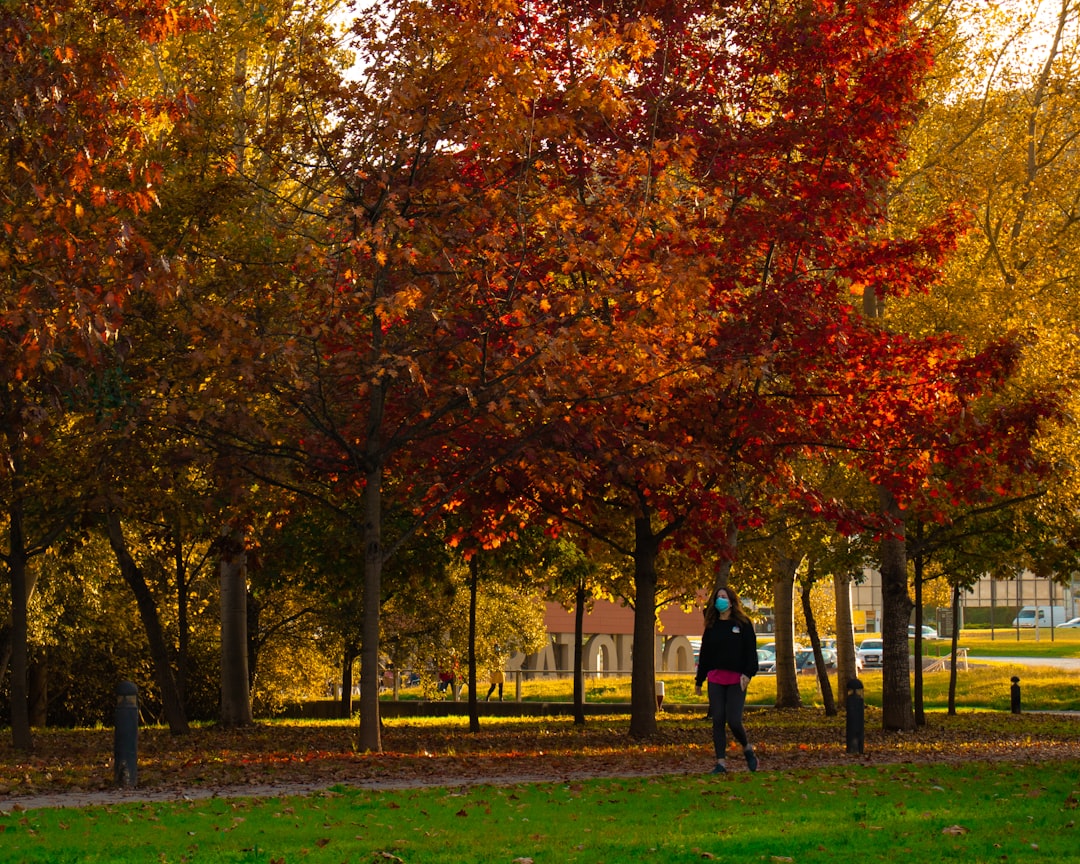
[[856, 638, 883, 667]]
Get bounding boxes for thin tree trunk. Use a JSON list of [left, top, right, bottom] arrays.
[[771, 551, 802, 709], [219, 526, 252, 727], [6, 500, 33, 751], [106, 510, 190, 735], [833, 570, 858, 701], [801, 575, 836, 716], [246, 589, 260, 690], [357, 459, 384, 752], [172, 519, 189, 706], [573, 579, 586, 726], [629, 515, 660, 739], [468, 556, 480, 734], [912, 533, 926, 727], [878, 487, 914, 731], [948, 582, 961, 715], [28, 657, 47, 727], [340, 641, 358, 718]]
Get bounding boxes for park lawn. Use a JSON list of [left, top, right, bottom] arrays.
[[948, 628, 1080, 658], [2, 759, 1078, 863], [511, 662, 1080, 712]]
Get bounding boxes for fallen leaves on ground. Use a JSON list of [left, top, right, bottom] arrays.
[[1, 707, 1077, 806]]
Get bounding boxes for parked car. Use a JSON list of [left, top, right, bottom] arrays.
[[1012, 605, 1068, 627], [856, 638, 884, 667], [908, 625, 939, 640], [757, 649, 776, 674], [760, 641, 805, 655], [1060, 617, 1080, 629], [792, 647, 839, 673], [794, 649, 817, 673]]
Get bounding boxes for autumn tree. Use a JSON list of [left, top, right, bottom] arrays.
[[856, 0, 1080, 727], [0, 0, 203, 750]]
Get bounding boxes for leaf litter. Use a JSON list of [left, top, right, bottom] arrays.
[[2, 709, 1080, 811]]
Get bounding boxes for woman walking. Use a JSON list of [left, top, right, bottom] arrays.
[[694, 585, 759, 773]]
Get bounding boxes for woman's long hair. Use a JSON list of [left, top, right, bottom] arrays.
[[704, 584, 752, 629]]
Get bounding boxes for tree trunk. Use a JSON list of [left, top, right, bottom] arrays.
[[771, 552, 801, 709], [468, 556, 480, 734], [912, 532, 926, 727], [628, 515, 660, 739], [106, 510, 190, 735], [357, 458, 384, 752], [5, 500, 33, 751], [878, 487, 914, 731], [28, 657, 47, 728], [948, 582, 961, 715], [712, 524, 739, 594], [246, 589, 261, 690], [800, 576, 836, 716], [833, 570, 859, 700], [573, 579, 586, 726], [172, 519, 190, 705], [339, 641, 358, 718], [219, 526, 252, 727]]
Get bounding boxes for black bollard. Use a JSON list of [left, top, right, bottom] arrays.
[[114, 681, 139, 788], [846, 678, 865, 755], [1010, 676, 1021, 714]]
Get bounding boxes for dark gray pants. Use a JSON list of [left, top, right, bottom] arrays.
[[707, 681, 749, 759]]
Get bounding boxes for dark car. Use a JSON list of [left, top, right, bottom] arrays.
[[794, 649, 817, 673]]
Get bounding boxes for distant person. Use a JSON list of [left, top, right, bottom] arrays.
[[695, 585, 759, 774], [486, 666, 504, 701]]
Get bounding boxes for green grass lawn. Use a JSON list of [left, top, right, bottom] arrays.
[[488, 648, 1080, 712], [945, 628, 1080, 658], [4, 759, 1078, 863]]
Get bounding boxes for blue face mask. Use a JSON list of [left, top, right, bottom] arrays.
[[715, 596, 730, 613]]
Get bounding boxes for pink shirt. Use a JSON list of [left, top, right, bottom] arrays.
[[706, 668, 742, 685]]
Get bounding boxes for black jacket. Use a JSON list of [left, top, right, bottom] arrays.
[[695, 616, 759, 686]]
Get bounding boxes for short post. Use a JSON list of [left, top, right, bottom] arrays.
[[1011, 676, 1021, 714], [114, 680, 139, 788], [655, 680, 665, 712], [845, 678, 865, 755]]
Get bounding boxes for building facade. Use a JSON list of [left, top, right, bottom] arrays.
[[512, 571, 1080, 678], [850, 570, 1080, 632]]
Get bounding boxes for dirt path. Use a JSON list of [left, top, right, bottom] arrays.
[[5, 733, 1080, 813]]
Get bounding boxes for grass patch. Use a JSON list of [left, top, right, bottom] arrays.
[[3, 760, 1078, 863], [477, 662, 1080, 712], [788, 665, 1080, 712], [948, 629, 1080, 658]]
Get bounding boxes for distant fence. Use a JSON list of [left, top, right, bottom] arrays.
[[922, 648, 969, 673]]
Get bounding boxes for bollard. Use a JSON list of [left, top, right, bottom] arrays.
[[114, 681, 139, 788], [845, 678, 865, 755], [1011, 676, 1021, 714]]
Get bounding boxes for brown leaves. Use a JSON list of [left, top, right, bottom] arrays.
[[3, 711, 1080, 810]]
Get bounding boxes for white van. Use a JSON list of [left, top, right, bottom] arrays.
[[1011, 606, 1068, 628]]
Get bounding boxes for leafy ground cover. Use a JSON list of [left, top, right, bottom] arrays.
[[2, 708, 1079, 809]]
